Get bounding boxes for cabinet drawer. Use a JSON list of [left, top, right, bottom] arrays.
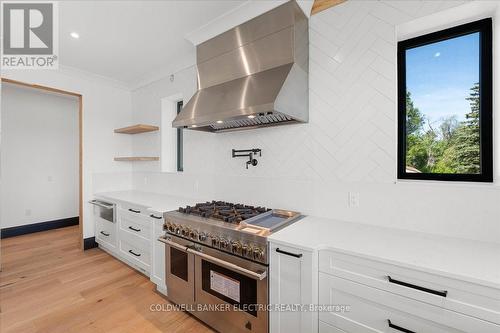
[[319, 321, 346, 333], [117, 208, 151, 240], [118, 202, 148, 216], [319, 250, 500, 323], [319, 273, 499, 333], [119, 235, 150, 272], [96, 219, 116, 249]]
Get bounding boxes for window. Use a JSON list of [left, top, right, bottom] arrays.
[[161, 95, 183, 173], [176, 100, 183, 172], [397, 18, 492, 182]]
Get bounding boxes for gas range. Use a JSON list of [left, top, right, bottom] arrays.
[[163, 201, 302, 265]]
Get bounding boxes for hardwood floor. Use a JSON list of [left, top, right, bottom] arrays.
[[0, 226, 214, 333]]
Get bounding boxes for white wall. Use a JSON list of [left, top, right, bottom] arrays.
[[130, 0, 500, 244], [1, 84, 79, 228], [0, 67, 134, 238]]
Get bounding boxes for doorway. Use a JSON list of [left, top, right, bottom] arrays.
[[0, 78, 84, 249]]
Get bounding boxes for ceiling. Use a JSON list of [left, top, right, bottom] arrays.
[[59, 1, 246, 88]]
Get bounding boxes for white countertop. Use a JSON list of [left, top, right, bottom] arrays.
[[269, 216, 500, 289], [93, 190, 500, 289], [94, 190, 198, 213]]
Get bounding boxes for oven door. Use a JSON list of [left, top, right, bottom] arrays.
[[189, 245, 268, 333], [161, 235, 195, 305]]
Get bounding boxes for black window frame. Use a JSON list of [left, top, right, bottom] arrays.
[[176, 100, 184, 172], [397, 18, 493, 182]]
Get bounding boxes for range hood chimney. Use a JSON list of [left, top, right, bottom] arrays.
[[173, 1, 309, 132]]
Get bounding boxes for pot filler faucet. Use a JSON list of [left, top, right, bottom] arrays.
[[232, 149, 262, 169]]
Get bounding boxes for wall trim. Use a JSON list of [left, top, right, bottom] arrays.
[[83, 237, 98, 250], [0, 217, 79, 239]]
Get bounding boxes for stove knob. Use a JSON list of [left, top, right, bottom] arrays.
[[198, 232, 208, 242], [220, 238, 229, 250], [253, 248, 264, 261], [189, 229, 198, 240], [231, 241, 242, 255], [242, 244, 252, 257], [211, 236, 220, 248], [181, 226, 190, 237], [168, 223, 176, 233], [174, 225, 181, 235]]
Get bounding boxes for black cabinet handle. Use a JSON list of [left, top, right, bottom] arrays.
[[100, 231, 110, 237], [128, 249, 141, 257], [388, 319, 415, 333], [276, 248, 302, 258], [150, 214, 162, 219], [388, 276, 447, 297], [128, 226, 141, 232], [128, 208, 141, 213]]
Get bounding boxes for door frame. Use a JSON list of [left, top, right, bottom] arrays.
[[1, 77, 84, 250]]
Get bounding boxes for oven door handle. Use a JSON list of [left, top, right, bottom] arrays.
[[158, 237, 188, 252], [186, 248, 267, 281]]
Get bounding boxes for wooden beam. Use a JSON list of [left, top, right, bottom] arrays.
[[311, 0, 346, 15]]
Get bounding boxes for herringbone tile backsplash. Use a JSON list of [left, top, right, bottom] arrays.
[[130, 1, 500, 243]]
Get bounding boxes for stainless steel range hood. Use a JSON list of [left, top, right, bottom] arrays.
[[173, 0, 308, 132]]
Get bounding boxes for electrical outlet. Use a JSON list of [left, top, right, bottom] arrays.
[[348, 192, 360, 208], [143, 177, 148, 185], [47, 176, 53, 182]]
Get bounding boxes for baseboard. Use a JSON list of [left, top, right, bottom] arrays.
[[83, 237, 98, 250], [0, 217, 79, 239]]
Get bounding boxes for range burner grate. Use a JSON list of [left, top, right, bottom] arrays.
[[179, 201, 269, 224]]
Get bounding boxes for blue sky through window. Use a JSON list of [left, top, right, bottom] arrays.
[[406, 32, 479, 128]]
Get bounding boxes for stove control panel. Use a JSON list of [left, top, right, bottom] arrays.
[[164, 220, 267, 263]]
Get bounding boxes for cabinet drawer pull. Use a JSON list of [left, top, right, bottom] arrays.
[[150, 214, 162, 219], [100, 231, 110, 237], [388, 319, 415, 333], [128, 226, 141, 232], [128, 249, 141, 257], [128, 208, 141, 213], [387, 276, 447, 297], [276, 248, 302, 258]]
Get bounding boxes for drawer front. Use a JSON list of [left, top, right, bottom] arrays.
[[319, 250, 500, 323], [117, 208, 151, 240], [96, 219, 116, 249], [119, 235, 151, 272], [319, 321, 347, 333], [118, 202, 148, 216], [319, 273, 500, 333]]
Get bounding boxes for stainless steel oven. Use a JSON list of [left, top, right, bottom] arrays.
[[160, 234, 268, 333]]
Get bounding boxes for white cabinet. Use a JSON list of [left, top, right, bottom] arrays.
[[269, 242, 317, 333], [92, 199, 168, 295], [318, 250, 500, 333], [149, 209, 167, 295]]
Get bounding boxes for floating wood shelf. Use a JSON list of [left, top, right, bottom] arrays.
[[114, 124, 159, 134], [114, 157, 159, 162]]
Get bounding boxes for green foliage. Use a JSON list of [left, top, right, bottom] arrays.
[[405, 83, 481, 174]]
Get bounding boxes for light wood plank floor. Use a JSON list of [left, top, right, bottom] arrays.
[[0, 226, 214, 333]]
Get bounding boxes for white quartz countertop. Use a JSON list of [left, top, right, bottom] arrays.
[[93, 190, 500, 289], [94, 190, 198, 213], [269, 216, 500, 289]]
